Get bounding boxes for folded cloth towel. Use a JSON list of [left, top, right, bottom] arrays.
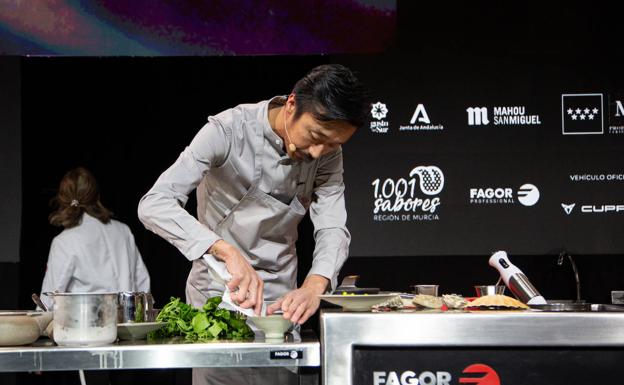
[[202, 254, 265, 317]]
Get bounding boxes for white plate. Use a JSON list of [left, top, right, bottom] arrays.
[[319, 293, 400, 311], [117, 321, 166, 340]]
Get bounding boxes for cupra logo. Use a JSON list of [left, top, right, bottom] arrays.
[[458, 364, 500, 385]]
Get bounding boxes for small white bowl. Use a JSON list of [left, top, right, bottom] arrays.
[[117, 321, 166, 340], [247, 315, 292, 340]]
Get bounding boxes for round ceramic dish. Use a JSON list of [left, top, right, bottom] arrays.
[[247, 315, 292, 340], [117, 321, 166, 340], [0, 311, 53, 346], [318, 293, 401, 312]]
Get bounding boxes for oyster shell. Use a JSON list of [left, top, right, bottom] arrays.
[[468, 294, 529, 309], [442, 294, 467, 309], [412, 294, 444, 309], [373, 295, 404, 309]]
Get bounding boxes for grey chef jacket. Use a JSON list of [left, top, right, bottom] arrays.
[[138, 96, 350, 294]]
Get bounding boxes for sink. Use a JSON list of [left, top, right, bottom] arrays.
[[590, 304, 624, 312]]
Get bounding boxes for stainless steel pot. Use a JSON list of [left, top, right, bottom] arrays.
[[117, 292, 155, 323], [45, 292, 117, 346]]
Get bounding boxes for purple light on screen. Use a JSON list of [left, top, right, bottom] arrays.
[[0, 0, 396, 55]]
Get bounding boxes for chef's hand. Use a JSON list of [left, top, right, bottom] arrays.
[[267, 274, 328, 325], [209, 240, 264, 315]]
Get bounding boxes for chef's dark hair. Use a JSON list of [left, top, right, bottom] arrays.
[[292, 64, 369, 129], [49, 167, 112, 228]]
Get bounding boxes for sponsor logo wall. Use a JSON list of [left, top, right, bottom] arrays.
[[344, 59, 623, 256]]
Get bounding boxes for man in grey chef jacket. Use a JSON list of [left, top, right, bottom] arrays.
[[138, 64, 368, 385]]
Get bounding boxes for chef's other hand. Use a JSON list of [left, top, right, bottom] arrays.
[[209, 240, 264, 315], [267, 274, 328, 325]]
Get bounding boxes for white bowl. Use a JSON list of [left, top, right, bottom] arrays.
[[0, 311, 53, 346], [117, 321, 166, 340], [247, 315, 292, 340]]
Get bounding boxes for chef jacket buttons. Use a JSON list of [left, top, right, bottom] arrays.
[[275, 139, 281, 145]]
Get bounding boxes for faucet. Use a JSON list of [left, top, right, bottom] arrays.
[[557, 251, 582, 302]]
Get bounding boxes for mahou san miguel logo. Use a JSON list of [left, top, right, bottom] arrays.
[[373, 363, 500, 385], [371, 165, 444, 222]]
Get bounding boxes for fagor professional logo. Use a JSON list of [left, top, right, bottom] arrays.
[[562, 203, 576, 215], [399, 104, 444, 131], [562, 93, 604, 135], [372, 364, 500, 385], [469, 184, 539, 207], [373, 371, 450, 385], [371, 165, 444, 222], [370, 102, 389, 133], [467, 106, 541, 126], [458, 364, 501, 385], [517, 184, 540, 206]]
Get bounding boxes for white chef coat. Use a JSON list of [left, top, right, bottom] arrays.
[[138, 97, 350, 291], [139, 97, 349, 385], [40, 213, 150, 310]]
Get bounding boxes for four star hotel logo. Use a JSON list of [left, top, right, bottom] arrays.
[[561, 93, 604, 134]]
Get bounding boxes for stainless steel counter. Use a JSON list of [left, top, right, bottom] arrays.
[[321, 309, 624, 385], [0, 333, 319, 373]]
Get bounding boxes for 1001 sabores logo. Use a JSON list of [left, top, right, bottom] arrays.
[[371, 166, 444, 222]]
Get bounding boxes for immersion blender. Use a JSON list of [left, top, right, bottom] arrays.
[[489, 250, 547, 305]]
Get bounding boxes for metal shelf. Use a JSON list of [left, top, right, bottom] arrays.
[[0, 332, 319, 373]]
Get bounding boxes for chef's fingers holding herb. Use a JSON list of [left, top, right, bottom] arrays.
[[209, 239, 264, 314]]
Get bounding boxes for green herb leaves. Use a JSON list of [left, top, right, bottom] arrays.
[[150, 296, 254, 341]]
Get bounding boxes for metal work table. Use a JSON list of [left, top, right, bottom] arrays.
[[321, 309, 624, 385], [0, 332, 319, 374]]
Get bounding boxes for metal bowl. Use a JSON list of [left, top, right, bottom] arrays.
[[474, 285, 506, 297]]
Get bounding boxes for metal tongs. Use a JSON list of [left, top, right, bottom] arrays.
[[333, 275, 380, 294]]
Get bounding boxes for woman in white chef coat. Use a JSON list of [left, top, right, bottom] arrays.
[[40, 167, 150, 309]]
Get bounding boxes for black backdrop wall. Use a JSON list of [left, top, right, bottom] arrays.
[[1, 3, 623, 385], [17, 55, 327, 311], [8, 0, 624, 321], [0, 56, 20, 311]]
